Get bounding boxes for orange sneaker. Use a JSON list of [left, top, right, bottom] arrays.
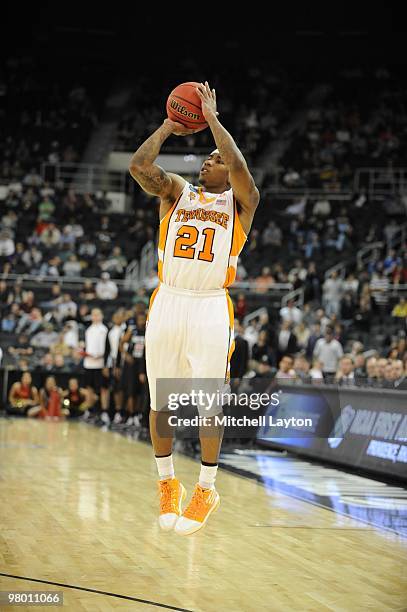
[[158, 478, 186, 531], [174, 484, 220, 536]]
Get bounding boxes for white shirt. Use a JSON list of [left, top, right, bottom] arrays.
[[280, 306, 303, 324], [84, 323, 108, 369], [313, 338, 343, 373], [96, 280, 118, 300], [107, 323, 126, 365]]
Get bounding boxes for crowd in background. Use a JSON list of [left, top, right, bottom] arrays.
[[1, 57, 406, 426]]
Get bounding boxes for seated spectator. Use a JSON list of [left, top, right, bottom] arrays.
[[277, 320, 298, 361], [53, 353, 67, 370], [382, 362, 395, 389], [0, 229, 15, 257], [7, 372, 41, 417], [392, 297, 407, 318], [294, 321, 311, 350], [275, 355, 297, 381], [251, 330, 277, 369], [62, 378, 94, 418], [8, 334, 34, 360], [50, 332, 72, 357], [79, 280, 96, 301], [294, 354, 311, 383], [100, 246, 127, 276], [38, 352, 55, 372], [365, 357, 379, 387], [56, 293, 78, 321], [335, 355, 356, 386], [309, 359, 324, 383], [393, 360, 407, 390], [63, 254, 82, 277], [96, 272, 118, 300], [31, 323, 59, 348], [15, 307, 43, 336], [280, 299, 303, 325]]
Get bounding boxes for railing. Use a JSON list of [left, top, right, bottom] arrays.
[[386, 222, 407, 251], [281, 287, 304, 307], [0, 272, 130, 288], [41, 162, 129, 194], [243, 307, 268, 327], [354, 167, 407, 197], [324, 262, 347, 280], [356, 241, 384, 267]]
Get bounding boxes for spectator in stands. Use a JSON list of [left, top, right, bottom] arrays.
[[309, 359, 324, 384], [8, 334, 34, 361], [15, 307, 43, 336], [230, 320, 249, 380], [276, 355, 296, 381], [391, 297, 407, 319], [279, 299, 302, 325], [393, 360, 407, 390], [261, 221, 282, 250], [343, 272, 359, 297], [294, 354, 311, 383], [335, 355, 356, 386], [63, 254, 82, 277], [322, 270, 343, 316], [251, 330, 276, 369], [294, 321, 310, 350], [365, 357, 379, 386], [56, 293, 77, 322], [96, 272, 118, 300], [38, 353, 54, 372], [79, 280, 96, 301], [100, 246, 127, 277], [313, 325, 343, 381], [78, 238, 97, 260], [40, 222, 61, 248], [369, 265, 389, 321], [306, 322, 322, 360], [30, 323, 59, 348], [340, 292, 357, 327], [0, 229, 15, 258], [235, 293, 247, 319], [39, 256, 61, 277], [7, 372, 40, 417], [277, 320, 298, 361], [382, 362, 395, 389], [375, 357, 389, 385]]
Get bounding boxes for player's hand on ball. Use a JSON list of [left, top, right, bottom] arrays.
[[196, 81, 218, 121], [163, 118, 202, 136]]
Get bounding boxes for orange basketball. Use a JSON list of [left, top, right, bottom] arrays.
[[166, 82, 208, 132]]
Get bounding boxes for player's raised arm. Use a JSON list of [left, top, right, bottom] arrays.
[[196, 82, 260, 220], [129, 119, 198, 205]]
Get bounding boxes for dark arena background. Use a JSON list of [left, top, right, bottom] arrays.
[[0, 8, 406, 611]]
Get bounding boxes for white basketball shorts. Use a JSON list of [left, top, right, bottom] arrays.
[[145, 283, 235, 417]]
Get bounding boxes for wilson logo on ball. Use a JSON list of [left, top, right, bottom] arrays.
[[169, 99, 200, 120]]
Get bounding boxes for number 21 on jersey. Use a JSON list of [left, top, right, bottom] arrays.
[[173, 225, 215, 262]]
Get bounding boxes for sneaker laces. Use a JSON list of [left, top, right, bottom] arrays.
[[183, 486, 206, 520], [158, 480, 178, 514]]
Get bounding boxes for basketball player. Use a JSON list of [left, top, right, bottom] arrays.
[[129, 81, 259, 535]]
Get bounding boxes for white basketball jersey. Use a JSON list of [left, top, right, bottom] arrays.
[[157, 182, 247, 290]]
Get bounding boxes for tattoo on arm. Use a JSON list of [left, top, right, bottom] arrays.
[[129, 124, 173, 196]]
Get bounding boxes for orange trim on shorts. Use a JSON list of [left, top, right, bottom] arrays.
[[147, 286, 160, 321], [226, 291, 235, 329]]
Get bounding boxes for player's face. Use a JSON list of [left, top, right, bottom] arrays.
[[199, 153, 229, 189]]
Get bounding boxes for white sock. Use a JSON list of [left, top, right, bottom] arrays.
[[199, 464, 218, 490], [155, 455, 175, 480]]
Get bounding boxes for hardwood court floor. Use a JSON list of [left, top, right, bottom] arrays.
[[0, 418, 406, 611]]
